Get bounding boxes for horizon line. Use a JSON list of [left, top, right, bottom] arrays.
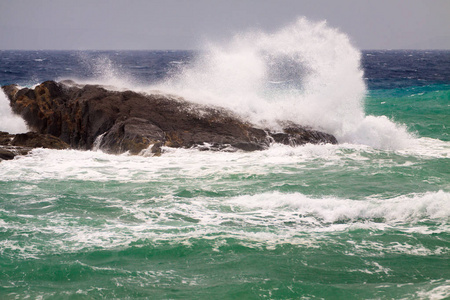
[[1, 48, 450, 52]]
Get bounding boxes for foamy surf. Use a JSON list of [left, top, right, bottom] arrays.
[[1, 181, 448, 259], [1, 135, 448, 186]]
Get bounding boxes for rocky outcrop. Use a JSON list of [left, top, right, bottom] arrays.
[[0, 131, 69, 161], [2, 80, 337, 155]]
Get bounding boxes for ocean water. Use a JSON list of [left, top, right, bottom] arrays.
[[1, 19, 450, 299]]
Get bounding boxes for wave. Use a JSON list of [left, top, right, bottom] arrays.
[[0, 18, 418, 150], [224, 190, 450, 226], [151, 17, 414, 149], [1, 187, 448, 259]]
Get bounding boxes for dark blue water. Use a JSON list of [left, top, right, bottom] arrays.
[[1, 50, 449, 90], [361, 50, 450, 89], [0, 50, 194, 87]]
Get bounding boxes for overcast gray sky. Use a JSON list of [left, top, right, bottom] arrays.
[[0, 0, 449, 50]]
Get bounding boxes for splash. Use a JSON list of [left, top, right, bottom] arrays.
[[0, 91, 28, 134], [155, 17, 413, 149], [69, 52, 135, 90]]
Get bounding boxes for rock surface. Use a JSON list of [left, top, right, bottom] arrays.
[[2, 80, 337, 155], [0, 131, 69, 161]]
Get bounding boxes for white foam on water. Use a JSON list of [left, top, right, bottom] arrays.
[[0, 90, 28, 134], [2, 188, 448, 259], [0, 145, 369, 181], [223, 190, 450, 225], [341, 115, 413, 150], [0, 135, 448, 183], [399, 137, 450, 158], [1, 145, 448, 257], [0, 132, 447, 258], [415, 280, 450, 300]]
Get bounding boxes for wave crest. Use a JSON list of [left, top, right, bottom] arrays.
[[155, 17, 413, 149]]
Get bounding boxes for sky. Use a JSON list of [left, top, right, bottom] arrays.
[[0, 0, 449, 50]]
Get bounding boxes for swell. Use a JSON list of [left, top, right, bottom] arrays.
[[3, 242, 448, 299]]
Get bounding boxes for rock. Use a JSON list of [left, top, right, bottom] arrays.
[[2, 81, 338, 155], [100, 117, 165, 155], [0, 131, 68, 161], [0, 145, 32, 160], [150, 142, 163, 156], [0, 148, 16, 160], [12, 132, 69, 149], [270, 123, 338, 146], [0, 131, 14, 145]]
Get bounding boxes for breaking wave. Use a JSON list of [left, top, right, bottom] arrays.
[[0, 90, 28, 134], [154, 17, 413, 149]]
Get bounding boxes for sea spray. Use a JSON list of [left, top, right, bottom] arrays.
[[71, 52, 136, 90], [39, 18, 415, 149], [0, 90, 28, 134], [156, 18, 413, 149]]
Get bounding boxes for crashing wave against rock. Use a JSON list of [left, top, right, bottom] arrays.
[[1, 80, 337, 156]]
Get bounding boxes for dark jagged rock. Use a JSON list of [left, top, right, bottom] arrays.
[[100, 117, 165, 155], [0, 148, 17, 160], [1, 131, 32, 160], [0, 131, 68, 161], [0, 146, 31, 161], [2, 81, 337, 155], [11, 132, 70, 149]]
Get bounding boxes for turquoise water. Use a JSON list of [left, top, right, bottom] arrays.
[[1, 82, 449, 298], [366, 84, 450, 141], [1, 45, 450, 299]]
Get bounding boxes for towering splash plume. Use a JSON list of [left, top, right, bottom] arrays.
[[158, 17, 412, 149], [0, 91, 28, 134]]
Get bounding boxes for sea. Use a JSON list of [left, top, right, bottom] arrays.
[[0, 19, 449, 299]]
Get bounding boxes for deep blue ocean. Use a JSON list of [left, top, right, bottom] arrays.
[[0, 19, 449, 300]]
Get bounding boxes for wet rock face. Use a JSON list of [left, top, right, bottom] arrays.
[[100, 117, 165, 155], [0, 148, 17, 160], [11, 132, 70, 149], [2, 81, 337, 155], [0, 131, 69, 161]]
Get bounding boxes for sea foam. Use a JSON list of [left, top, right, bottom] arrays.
[[0, 90, 28, 134]]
